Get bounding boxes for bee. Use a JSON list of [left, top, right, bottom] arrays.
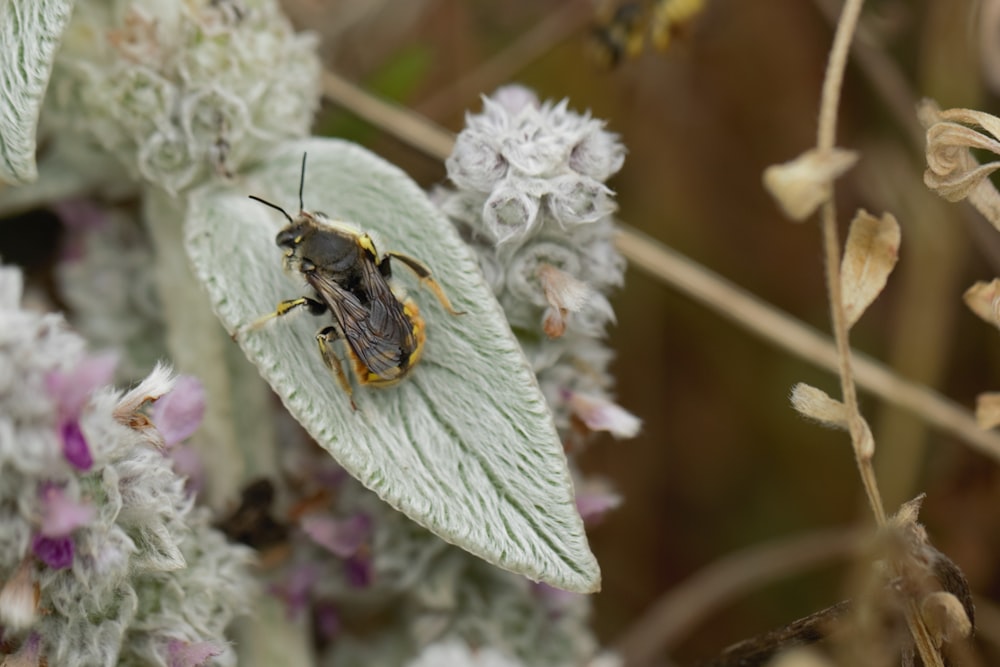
[[590, 1, 645, 68], [589, 0, 705, 66], [246, 154, 462, 410]]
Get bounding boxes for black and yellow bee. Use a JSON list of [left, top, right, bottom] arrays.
[[246, 154, 461, 410], [590, 0, 706, 67]]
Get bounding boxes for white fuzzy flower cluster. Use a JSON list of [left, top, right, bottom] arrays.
[[0, 266, 253, 666], [436, 86, 638, 440], [446, 86, 624, 245], [266, 442, 606, 667], [41, 0, 320, 194]]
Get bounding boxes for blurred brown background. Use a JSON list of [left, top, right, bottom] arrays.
[[278, 0, 1000, 663]]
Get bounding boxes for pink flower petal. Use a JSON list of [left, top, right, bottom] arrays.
[[567, 391, 641, 439], [299, 513, 371, 558], [268, 564, 319, 619], [150, 375, 205, 446], [169, 444, 205, 496], [533, 582, 579, 614], [575, 485, 622, 525], [45, 352, 118, 419], [39, 484, 95, 537], [165, 638, 225, 667]]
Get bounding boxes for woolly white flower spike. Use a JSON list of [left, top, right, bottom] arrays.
[[186, 138, 601, 593], [0, 0, 74, 184]]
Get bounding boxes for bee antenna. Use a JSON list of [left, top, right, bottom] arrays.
[[299, 152, 307, 212], [248, 195, 294, 224]]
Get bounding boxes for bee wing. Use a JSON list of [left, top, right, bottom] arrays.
[[308, 267, 415, 379]]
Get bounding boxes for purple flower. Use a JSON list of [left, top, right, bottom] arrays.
[[169, 444, 205, 496], [268, 564, 319, 619], [59, 420, 93, 470], [164, 638, 225, 667], [574, 481, 622, 526], [149, 375, 205, 447], [299, 513, 371, 558], [344, 553, 373, 588], [32, 535, 74, 570], [46, 352, 118, 469], [45, 352, 118, 418], [38, 483, 94, 537]]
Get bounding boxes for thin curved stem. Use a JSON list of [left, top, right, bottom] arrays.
[[814, 1, 942, 664]]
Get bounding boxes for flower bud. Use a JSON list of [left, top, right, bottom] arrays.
[[483, 186, 541, 244], [548, 175, 616, 227], [447, 132, 508, 192]]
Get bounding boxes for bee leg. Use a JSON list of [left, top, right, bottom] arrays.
[[241, 297, 327, 335], [316, 325, 357, 412], [384, 252, 464, 315]]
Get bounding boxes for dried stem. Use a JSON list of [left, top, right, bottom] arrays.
[[816, 0, 886, 526], [814, 1, 943, 664]]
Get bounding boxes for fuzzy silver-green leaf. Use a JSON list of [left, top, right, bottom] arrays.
[[185, 138, 600, 593], [0, 0, 75, 184]]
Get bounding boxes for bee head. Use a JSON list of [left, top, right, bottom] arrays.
[[276, 220, 307, 250]]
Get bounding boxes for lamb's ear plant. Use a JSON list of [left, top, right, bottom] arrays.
[[185, 138, 600, 593], [0, 0, 75, 184], [0, 266, 254, 666], [0, 0, 633, 664]]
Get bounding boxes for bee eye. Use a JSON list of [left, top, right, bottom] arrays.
[[276, 228, 298, 248]]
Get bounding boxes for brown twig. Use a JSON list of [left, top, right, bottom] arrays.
[[615, 226, 1000, 461]]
